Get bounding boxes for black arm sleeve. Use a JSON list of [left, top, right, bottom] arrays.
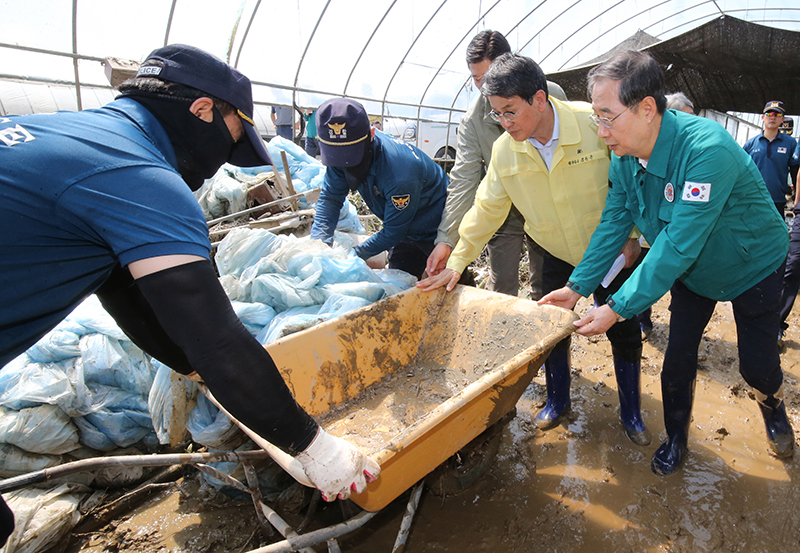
[[96, 264, 194, 375], [133, 260, 319, 455]]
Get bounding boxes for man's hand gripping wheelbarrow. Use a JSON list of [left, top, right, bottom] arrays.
[[296, 428, 381, 501]]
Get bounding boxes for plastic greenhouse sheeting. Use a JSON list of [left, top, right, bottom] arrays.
[[3, 1, 799, 128], [0, 229, 416, 462]]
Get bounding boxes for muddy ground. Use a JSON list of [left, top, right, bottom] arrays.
[[63, 291, 800, 553]]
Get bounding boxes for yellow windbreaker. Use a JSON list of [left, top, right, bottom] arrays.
[[447, 98, 612, 273]]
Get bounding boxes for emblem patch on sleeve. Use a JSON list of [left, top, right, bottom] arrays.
[[681, 181, 711, 202], [391, 194, 411, 210]]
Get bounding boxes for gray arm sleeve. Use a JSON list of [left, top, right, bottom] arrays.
[[436, 114, 487, 247]]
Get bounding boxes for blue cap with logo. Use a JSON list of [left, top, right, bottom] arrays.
[[315, 98, 371, 167], [137, 44, 272, 167], [763, 100, 786, 114]]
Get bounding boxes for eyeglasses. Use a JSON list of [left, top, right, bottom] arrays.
[[765, 112, 784, 118], [489, 100, 531, 124], [589, 104, 635, 129]]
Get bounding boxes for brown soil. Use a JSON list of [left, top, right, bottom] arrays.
[[63, 293, 800, 553]]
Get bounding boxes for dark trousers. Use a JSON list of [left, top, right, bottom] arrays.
[[304, 136, 320, 157], [276, 125, 293, 140], [0, 496, 12, 546], [779, 205, 800, 328], [541, 249, 643, 354], [663, 269, 784, 395], [388, 240, 474, 285]]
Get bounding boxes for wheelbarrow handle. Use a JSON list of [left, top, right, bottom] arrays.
[[198, 384, 314, 487]]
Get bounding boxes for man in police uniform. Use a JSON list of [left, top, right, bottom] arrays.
[[540, 51, 794, 475], [418, 54, 651, 446], [0, 45, 379, 542], [743, 100, 799, 216], [310, 98, 472, 284]]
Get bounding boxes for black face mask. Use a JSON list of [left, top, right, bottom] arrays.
[[344, 138, 374, 192], [123, 92, 234, 191]]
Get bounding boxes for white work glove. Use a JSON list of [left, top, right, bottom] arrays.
[[295, 428, 380, 502]]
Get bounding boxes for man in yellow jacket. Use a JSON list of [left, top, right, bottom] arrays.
[[418, 53, 649, 445]]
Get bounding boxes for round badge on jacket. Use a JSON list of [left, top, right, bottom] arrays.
[[664, 182, 674, 202]]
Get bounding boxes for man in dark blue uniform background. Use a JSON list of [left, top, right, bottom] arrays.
[[743, 100, 799, 217]]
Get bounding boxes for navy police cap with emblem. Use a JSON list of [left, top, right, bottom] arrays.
[[763, 100, 786, 114], [137, 44, 272, 168], [315, 98, 371, 167]]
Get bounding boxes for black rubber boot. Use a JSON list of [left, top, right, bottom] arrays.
[[651, 380, 695, 476], [612, 346, 651, 446], [533, 347, 571, 430], [756, 388, 795, 458], [637, 308, 654, 339]]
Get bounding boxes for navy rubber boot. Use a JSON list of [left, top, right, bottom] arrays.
[[651, 380, 695, 476], [612, 346, 651, 446], [534, 347, 571, 430], [637, 308, 654, 339], [756, 388, 795, 458]]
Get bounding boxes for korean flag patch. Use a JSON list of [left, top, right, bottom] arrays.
[[682, 181, 711, 202], [391, 194, 411, 210]]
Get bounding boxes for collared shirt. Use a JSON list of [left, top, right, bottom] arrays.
[[568, 110, 789, 319], [742, 130, 800, 202], [435, 82, 569, 247], [527, 101, 560, 171], [446, 98, 611, 273]]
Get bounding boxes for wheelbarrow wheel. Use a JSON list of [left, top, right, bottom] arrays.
[[426, 408, 515, 497]]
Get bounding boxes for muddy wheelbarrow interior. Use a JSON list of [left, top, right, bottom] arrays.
[[247, 285, 578, 512]]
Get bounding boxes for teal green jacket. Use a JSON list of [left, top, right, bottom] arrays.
[[568, 110, 789, 319]]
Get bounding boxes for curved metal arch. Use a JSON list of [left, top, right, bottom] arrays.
[[415, 0, 505, 123], [293, 0, 332, 92], [555, 0, 674, 70], [556, 1, 800, 74], [515, 0, 589, 65], [71, 0, 81, 111], [640, 0, 723, 35], [651, 12, 727, 41], [446, 0, 554, 113], [442, 0, 559, 153], [344, 0, 398, 102], [410, 0, 508, 154], [381, 0, 450, 112], [233, 0, 263, 68], [536, 0, 628, 68], [164, 0, 177, 45]]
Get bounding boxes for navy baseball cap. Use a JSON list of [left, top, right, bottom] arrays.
[[763, 100, 786, 114], [137, 44, 272, 168], [316, 98, 371, 167]]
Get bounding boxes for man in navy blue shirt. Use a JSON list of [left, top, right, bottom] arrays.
[[743, 101, 799, 216], [0, 45, 380, 540], [311, 98, 472, 283]]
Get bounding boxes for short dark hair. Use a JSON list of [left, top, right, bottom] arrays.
[[480, 53, 547, 103], [118, 59, 235, 116], [466, 30, 511, 65], [587, 50, 667, 114]]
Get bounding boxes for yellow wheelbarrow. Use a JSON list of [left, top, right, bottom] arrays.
[[225, 285, 577, 512]]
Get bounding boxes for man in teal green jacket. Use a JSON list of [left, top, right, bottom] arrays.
[[541, 50, 794, 475]]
